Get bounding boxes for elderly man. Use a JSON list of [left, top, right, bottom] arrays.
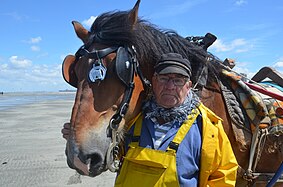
[[115, 53, 238, 187]]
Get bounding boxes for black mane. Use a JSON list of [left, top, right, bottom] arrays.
[[90, 10, 222, 85]]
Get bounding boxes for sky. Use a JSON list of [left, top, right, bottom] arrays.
[[1, 0, 283, 92]]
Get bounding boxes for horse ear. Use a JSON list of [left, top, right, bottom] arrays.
[[72, 21, 90, 44], [62, 55, 78, 88], [129, 0, 141, 27]]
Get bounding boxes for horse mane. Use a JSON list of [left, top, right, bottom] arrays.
[[90, 10, 223, 85]]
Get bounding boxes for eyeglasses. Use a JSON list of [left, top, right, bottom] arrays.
[[155, 74, 189, 86]]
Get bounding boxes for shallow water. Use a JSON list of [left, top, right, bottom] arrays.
[[0, 92, 76, 110]]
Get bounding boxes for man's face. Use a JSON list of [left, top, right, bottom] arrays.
[[152, 73, 192, 108]]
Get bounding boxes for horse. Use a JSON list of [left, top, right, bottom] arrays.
[[62, 0, 283, 186]]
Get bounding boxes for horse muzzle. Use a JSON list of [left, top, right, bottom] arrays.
[[66, 150, 108, 177], [65, 138, 108, 177]]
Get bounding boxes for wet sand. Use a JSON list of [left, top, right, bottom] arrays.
[[0, 98, 116, 186]]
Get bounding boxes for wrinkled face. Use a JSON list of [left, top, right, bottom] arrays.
[[152, 73, 191, 108]]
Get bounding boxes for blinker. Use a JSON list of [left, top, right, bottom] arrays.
[[88, 59, 107, 82], [75, 46, 118, 83]]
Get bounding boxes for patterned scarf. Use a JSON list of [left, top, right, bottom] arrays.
[[142, 90, 201, 124]]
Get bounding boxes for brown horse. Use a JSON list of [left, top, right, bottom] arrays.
[[62, 0, 282, 185]]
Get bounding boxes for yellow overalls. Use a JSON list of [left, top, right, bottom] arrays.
[[115, 108, 200, 187]]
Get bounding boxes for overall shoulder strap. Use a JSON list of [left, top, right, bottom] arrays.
[[167, 108, 200, 152], [129, 114, 143, 147]]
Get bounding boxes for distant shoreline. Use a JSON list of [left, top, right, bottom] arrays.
[[0, 91, 76, 94], [59, 89, 76, 92], [0, 92, 76, 111]]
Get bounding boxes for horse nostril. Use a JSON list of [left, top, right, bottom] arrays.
[[76, 152, 104, 177], [78, 152, 103, 167], [88, 153, 104, 177], [90, 153, 103, 167], [78, 152, 88, 164]]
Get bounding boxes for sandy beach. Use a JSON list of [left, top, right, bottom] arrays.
[[0, 95, 116, 187]]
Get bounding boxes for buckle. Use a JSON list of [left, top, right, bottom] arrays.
[[88, 60, 107, 82]]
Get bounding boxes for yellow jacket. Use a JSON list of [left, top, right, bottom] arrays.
[[198, 104, 238, 186]]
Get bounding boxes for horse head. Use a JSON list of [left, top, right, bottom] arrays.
[[62, 0, 151, 176]]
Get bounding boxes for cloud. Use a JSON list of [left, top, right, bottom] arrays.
[[0, 63, 8, 69], [23, 37, 42, 52], [234, 0, 247, 6], [272, 58, 283, 75], [233, 58, 283, 80], [1, 12, 29, 21], [31, 45, 40, 51], [210, 38, 252, 53], [233, 61, 256, 79], [82, 16, 97, 28], [0, 58, 70, 92], [28, 37, 42, 44], [9, 56, 32, 68], [274, 61, 283, 68]]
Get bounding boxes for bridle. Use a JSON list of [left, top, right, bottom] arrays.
[[67, 44, 151, 172]]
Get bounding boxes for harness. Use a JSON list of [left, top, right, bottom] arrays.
[[72, 44, 151, 172], [218, 68, 283, 185], [115, 109, 200, 187]]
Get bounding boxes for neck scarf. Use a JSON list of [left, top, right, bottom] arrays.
[[142, 90, 201, 124]]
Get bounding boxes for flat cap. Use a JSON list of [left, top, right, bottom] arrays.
[[154, 53, 192, 77]]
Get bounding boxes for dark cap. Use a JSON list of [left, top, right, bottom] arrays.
[[154, 53, 192, 77]]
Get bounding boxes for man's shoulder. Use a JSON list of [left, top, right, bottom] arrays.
[[198, 103, 222, 124], [197, 103, 226, 135]]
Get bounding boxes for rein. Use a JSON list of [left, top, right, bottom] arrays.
[[74, 44, 150, 172]]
